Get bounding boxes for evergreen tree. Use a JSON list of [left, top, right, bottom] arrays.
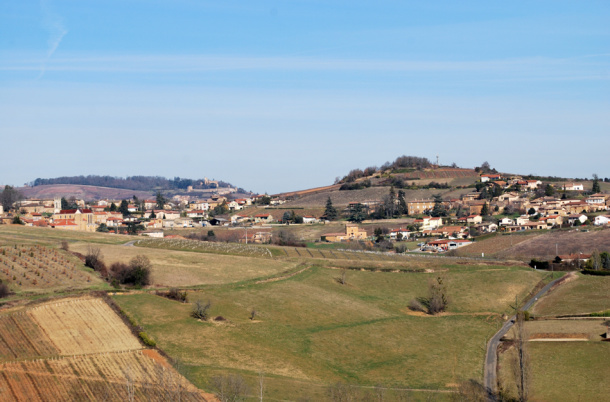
[[481, 202, 489, 216], [347, 203, 367, 223], [592, 174, 601, 193], [430, 194, 446, 217], [109, 202, 117, 212], [544, 184, 555, 196], [118, 199, 129, 216], [156, 191, 167, 209], [397, 190, 408, 216], [323, 196, 338, 220]]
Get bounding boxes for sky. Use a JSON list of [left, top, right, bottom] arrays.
[[1, 1, 609, 194]]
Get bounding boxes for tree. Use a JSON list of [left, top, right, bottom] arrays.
[[118, 199, 129, 216], [156, 191, 167, 209], [211, 374, 249, 402], [592, 174, 601, 193], [347, 203, 367, 223], [428, 275, 449, 314], [0, 185, 23, 212], [373, 227, 384, 243], [430, 194, 446, 217], [96, 223, 109, 232], [191, 300, 212, 320], [323, 196, 338, 221], [150, 210, 156, 219], [109, 202, 117, 212], [397, 189, 408, 216], [544, 184, 555, 196], [512, 311, 531, 402], [480, 202, 489, 216], [527, 207, 536, 215]]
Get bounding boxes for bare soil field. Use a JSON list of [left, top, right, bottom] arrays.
[[454, 232, 543, 258], [494, 228, 610, 260]]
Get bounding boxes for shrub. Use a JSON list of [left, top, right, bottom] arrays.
[[167, 288, 188, 302], [138, 332, 156, 347], [192, 300, 211, 320], [0, 281, 10, 298], [408, 298, 426, 313], [529, 259, 549, 270], [109, 256, 151, 287]]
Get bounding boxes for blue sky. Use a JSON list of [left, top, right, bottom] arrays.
[[1, 1, 609, 193]]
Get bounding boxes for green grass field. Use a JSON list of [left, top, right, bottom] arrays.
[[113, 263, 545, 400]]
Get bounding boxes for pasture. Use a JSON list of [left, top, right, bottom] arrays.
[[113, 262, 545, 400]]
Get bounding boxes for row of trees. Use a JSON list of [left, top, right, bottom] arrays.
[[30, 175, 233, 191], [337, 155, 432, 183]]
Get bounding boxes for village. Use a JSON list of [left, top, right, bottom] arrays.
[[1, 173, 609, 255]]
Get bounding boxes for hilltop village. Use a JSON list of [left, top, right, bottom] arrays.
[[2, 171, 609, 254]]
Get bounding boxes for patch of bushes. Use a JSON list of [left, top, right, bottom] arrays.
[[529, 259, 549, 270], [109, 255, 151, 287], [590, 310, 610, 317], [582, 269, 610, 276], [157, 288, 188, 303], [138, 332, 156, 347]]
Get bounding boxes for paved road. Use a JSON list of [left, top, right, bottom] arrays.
[[484, 273, 568, 399]]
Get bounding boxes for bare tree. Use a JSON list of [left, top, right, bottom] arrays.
[[512, 311, 531, 402], [428, 275, 449, 314], [191, 300, 211, 320], [339, 268, 347, 285], [211, 373, 249, 402], [258, 370, 265, 401]]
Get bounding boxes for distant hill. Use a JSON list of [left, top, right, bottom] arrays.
[[18, 184, 155, 200], [29, 175, 238, 192]]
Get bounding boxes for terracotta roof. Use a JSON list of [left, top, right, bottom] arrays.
[[52, 219, 77, 226]]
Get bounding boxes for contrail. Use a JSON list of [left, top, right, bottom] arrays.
[[37, 0, 68, 79]]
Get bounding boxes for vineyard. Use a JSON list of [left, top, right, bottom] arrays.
[[0, 297, 208, 401], [134, 237, 273, 258], [0, 245, 100, 291], [0, 350, 205, 401], [27, 298, 142, 355]]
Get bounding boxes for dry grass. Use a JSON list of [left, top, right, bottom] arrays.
[[113, 263, 544, 399], [69, 242, 298, 287], [498, 342, 610, 401], [531, 273, 610, 316]]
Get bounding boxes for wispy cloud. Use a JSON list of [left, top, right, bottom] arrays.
[[3, 52, 608, 79], [37, 0, 68, 79]]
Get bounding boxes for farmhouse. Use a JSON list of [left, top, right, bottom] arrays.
[[406, 200, 434, 215], [389, 228, 412, 240], [425, 239, 473, 251], [254, 214, 274, 223], [322, 224, 368, 242], [562, 183, 584, 191], [480, 174, 502, 182]]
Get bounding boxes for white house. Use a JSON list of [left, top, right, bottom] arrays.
[[499, 217, 514, 226], [389, 228, 411, 240], [302, 216, 318, 224], [566, 214, 587, 226], [594, 215, 610, 226], [563, 183, 584, 191]]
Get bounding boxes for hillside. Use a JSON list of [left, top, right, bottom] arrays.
[[18, 184, 154, 200]]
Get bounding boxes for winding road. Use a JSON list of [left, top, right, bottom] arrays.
[[484, 273, 569, 399]]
